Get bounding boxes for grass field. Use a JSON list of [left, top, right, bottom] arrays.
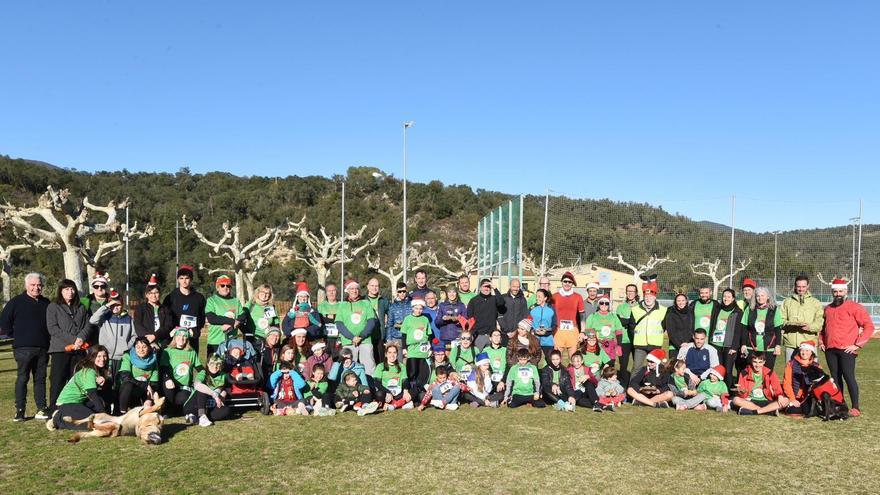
[[1, 342, 878, 495]]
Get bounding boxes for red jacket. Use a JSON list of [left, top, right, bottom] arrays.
[[820, 300, 875, 352], [736, 365, 783, 401]]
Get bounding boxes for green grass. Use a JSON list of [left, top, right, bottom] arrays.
[[1, 343, 878, 495]]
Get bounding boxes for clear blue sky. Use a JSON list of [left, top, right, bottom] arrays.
[[2, 1, 878, 232]]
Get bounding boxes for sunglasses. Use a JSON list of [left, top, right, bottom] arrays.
[[397, 289, 407, 293], [461, 337, 472, 342], [93, 284, 107, 289], [599, 302, 610, 306], [219, 284, 232, 288]]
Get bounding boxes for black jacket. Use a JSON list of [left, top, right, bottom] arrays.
[[162, 289, 207, 339], [0, 292, 51, 348], [540, 364, 575, 400], [664, 304, 693, 349], [466, 290, 507, 337], [498, 291, 529, 333], [133, 301, 174, 343]]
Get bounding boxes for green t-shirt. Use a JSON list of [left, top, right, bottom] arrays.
[[749, 372, 765, 401], [119, 352, 159, 383], [205, 295, 244, 345], [506, 363, 540, 396], [56, 368, 99, 406], [483, 345, 507, 382], [710, 308, 735, 347], [305, 380, 329, 399], [373, 362, 408, 394], [335, 299, 376, 345], [204, 371, 227, 392], [693, 301, 715, 331], [741, 307, 783, 351], [459, 291, 476, 306], [616, 301, 637, 344], [672, 374, 688, 392], [571, 365, 590, 391], [401, 315, 433, 358], [697, 379, 728, 398], [247, 303, 279, 339], [583, 348, 611, 375], [160, 347, 204, 387], [318, 301, 340, 319], [450, 345, 477, 376], [585, 312, 624, 340]]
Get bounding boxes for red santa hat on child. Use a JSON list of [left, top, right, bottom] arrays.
[[799, 340, 818, 356], [701, 364, 726, 381], [295, 282, 310, 298], [831, 278, 848, 291], [646, 349, 667, 376], [146, 273, 159, 287]]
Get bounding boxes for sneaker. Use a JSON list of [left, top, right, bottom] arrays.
[[34, 409, 49, 420], [358, 402, 379, 416], [656, 401, 671, 409], [738, 408, 756, 416], [429, 399, 444, 409], [553, 401, 565, 411], [198, 415, 213, 427], [565, 402, 575, 412], [602, 404, 614, 412], [384, 404, 396, 412], [13, 409, 25, 422], [185, 413, 197, 424], [401, 402, 414, 410], [592, 404, 603, 413], [488, 400, 499, 408], [446, 403, 459, 411], [849, 408, 861, 418]]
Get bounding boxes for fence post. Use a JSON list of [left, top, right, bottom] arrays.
[[541, 190, 549, 277], [729, 195, 736, 288], [856, 199, 864, 302]]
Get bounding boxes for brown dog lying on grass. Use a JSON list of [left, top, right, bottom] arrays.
[[47, 395, 165, 445]]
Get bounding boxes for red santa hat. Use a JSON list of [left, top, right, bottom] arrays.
[[586, 281, 600, 290], [831, 278, 848, 291], [701, 364, 726, 381], [799, 340, 817, 355], [641, 278, 659, 295], [146, 273, 159, 287], [344, 279, 360, 291], [598, 294, 611, 304], [295, 282, 310, 298], [410, 298, 426, 308], [311, 342, 326, 353], [646, 348, 667, 376], [741, 277, 757, 289], [561, 272, 576, 285]]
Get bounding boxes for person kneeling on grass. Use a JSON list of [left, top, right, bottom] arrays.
[[697, 365, 730, 412], [463, 353, 504, 408], [194, 354, 232, 426], [733, 352, 789, 415], [48, 346, 111, 431], [540, 349, 577, 412], [269, 360, 310, 416], [504, 348, 545, 408], [374, 344, 414, 411], [668, 359, 707, 411], [117, 337, 159, 415], [419, 365, 462, 411], [335, 371, 380, 416], [627, 349, 673, 408], [596, 366, 626, 411], [782, 340, 824, 416]]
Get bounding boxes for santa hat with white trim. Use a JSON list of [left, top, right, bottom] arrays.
[[701, 364, 726, 381], [586, 281, 600, 290], [411, 298, 426, 308], [799, 339, 817, 356], [344, 279, 360, 291], [295, 282, 310, 299], [831, 278, 849, 291], [291, 328, 307, 337], [645, 348, 666, 376]]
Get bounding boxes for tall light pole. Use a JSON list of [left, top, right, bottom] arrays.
[[125, 206, 130, 307], [402, 121, 414, 284], [772, 231, 779, 297], [340, 179, 346, 289]]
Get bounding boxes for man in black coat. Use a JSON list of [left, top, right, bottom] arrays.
[[467, 278, 507, 350]]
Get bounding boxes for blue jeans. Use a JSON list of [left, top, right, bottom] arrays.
[[431, 384, 461, 404]]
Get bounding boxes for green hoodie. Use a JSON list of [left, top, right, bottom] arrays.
[[335, 299, 376, 345], [205, 295, 244, 345]]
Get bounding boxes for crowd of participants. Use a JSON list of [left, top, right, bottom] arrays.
[[0, 263, 873, 430]]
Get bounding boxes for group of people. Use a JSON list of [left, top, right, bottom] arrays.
[[1, 263, 873, 431]]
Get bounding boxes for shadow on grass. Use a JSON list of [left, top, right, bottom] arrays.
[[161, 422, 190, 441]]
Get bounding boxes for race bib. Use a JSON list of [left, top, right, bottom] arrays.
[[180, 315, 197, 328], [590, 362, 600, 375], [387, 378, 401, 395], [413, 328, 425, 341], [560, 320, 574, 331], [491, 372, 502, 382], [461, 364, 473, 376], [153, 316, 161, 331], [350, 312, 362, 325], [258, 317, 269, 330], [419, 343, 430, 354], [712, 320, 727, 344], [325, 323, 339, 337], [755, 321, 766, 334], [699, 316, 711, 329], [175, 362, 190, 377], [264, 307, 276, 319], [440, 382, 453, 394], [600, 325, 612, 338], [518, 367, 533, 383]]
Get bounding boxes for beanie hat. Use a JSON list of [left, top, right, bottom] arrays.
[[831, 278, 848, 291], [475, 352, 490, 368], [431, 338, 446, 353], [517, 317, 533, 331], [411, 298, 426, 308], [344, 279, 359, 291], [741, 277, 757, 289], [266, 327, 282, 338], [108, 288, 121, 300], [295, 282, 310, 298], [561, 272, 576, 285], [228, 340, 245, 351], [177, 265, 194, 278], [586, 282, 600, 290], [701, 364, 726, 381], [799, 340, 817, 355], [311, 342, 327, 353]]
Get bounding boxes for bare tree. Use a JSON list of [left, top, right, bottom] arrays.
[[0, 226, 45, 302], [79, 221, 156, 282], [447, 243, 478, 277], [816, 273, 850, 289], [292, 221, 382, 302], [185, 216, 303, 303], [0, 186, 128, 291], [365, 245, 436, 290], [607, 252, 676, 283], [521, 252, 564, 277], [690, 258, 752, 299]]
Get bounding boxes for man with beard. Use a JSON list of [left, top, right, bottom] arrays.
[[819, 279, 874, 417], [780, 275, 824, 361]]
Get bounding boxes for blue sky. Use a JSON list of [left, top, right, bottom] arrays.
[[2, 1, 877, 232]]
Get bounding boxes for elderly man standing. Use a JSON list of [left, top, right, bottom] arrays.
[[780, 275, 824, 361], [0, 273, 51, 422], [820, 278, 874, 417], [336, 279, 378, 374], [364, 277, 389, 364]]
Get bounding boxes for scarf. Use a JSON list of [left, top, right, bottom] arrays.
[[129, 347, 157, 370], [558, 287, 574, 297]]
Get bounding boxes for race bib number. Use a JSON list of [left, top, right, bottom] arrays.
[[712, 320, 727, 344], [387, 378, 401, 395], [755, 321, 766, 334], [413, 328, 425, 341], [440, 382, 453, 394], [180, 315, 197, 329], [518, 367, 533, 383], [153, 316, 161, 331], [461, 365, 473, 376], [350, 312, 362, 325], [699, 316, 711, 329], [491, 372, 502, 382], [325, 323, 339, 337], [560, 320, 574, 331], [600, 325, 612, 338], [263, 307, 276, 319], [419, 343, 430, 354]]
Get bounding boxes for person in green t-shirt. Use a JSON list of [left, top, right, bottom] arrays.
[[335, 280, 378, 375], [373, 344, 413, 410], [732, 352, 789, 415], [503, 348, 544, 408], [457, 274, 477, 306], [739, 287, 783, 371], [204, 275, 244, 356], [318, 282, 341, 358], [615, 283, 640, 385], [117, 337, 160, 414], [50, 345, 112, 431], [697, 365, 730, 412], [401, 299, 433, 397], [160, 328, 207, 420], [245, 283, 280, 340]]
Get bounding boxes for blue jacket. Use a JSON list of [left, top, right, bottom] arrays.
[[328, 361, 369, 386], [435, 300, 467, 342], [422, 305, 443, 341], [268, 369, 308, 402], [386, 297, 411, 341], [530, 305, 556, 348]]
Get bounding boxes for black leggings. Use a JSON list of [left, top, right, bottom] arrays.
[[118, 381, 155, 413], [162, 386, 192, 416], [713, 346, 737, 390], [185, 391, 232, 421], [462, 391, 504, 406], [825, 348, 860, 408], [49, 351, 81, 410], [508, 394, 546, 408], [406, 358, 430, 397], [53, 401, 104, 431], [617, 337, 633, 386], [571, 382, 600, 407]]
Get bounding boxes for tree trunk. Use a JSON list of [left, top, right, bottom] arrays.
[[316, 267, 329, 304], [1, 265, 11, 303], [243, 272, 256, 303], [85, 264, 97, 286], [63, 248, 86, 292], [234, 269, 247, 304]]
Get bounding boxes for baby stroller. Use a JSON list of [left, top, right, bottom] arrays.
[[216, 337, 272, 415]]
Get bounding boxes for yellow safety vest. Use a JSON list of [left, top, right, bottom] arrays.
[[631, 303, 668, 347]]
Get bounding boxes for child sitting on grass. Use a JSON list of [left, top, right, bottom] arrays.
[[697, 365, 730, 412], [306, 364, 334, 416], [668, 359, 707, 411], [733, 352, 789, 416], [335, 371, 380, 416], [566, 351, 601, 410], [595, 366, 626, 411], [504, 348, 544, 408], [269, 360, 309, 416], [418, 365, 461, 411], [627, 349, 674, 408]]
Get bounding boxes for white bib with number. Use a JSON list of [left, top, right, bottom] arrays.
[[263, 307, 276, 319], [440, 382, 453, 394], [325, 323, 339, 337], [560, 320, 574, 331], [518, 367, 533, 383], [419, 343, 430, 354], [180, 315, 197, 328], [491, 372, 502, 382]]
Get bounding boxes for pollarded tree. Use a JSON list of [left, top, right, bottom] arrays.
[[690, 258, 752, 299], [607, 252, 676, 284], [79, 221, 156, 282]]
